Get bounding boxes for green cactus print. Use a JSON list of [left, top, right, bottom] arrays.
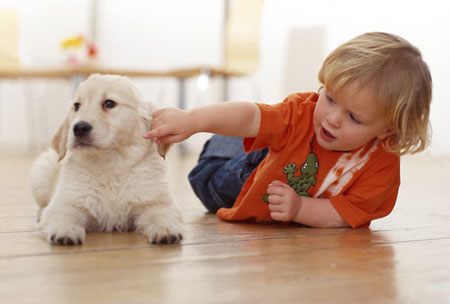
[[262, 148, 319, 204]]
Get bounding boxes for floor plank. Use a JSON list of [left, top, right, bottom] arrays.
[[1, 150, 450, 303]]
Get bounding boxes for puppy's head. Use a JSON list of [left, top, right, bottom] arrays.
[[51, 74, 169, 161]]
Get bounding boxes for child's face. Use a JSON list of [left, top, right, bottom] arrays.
[[313, 83, 394, 152]]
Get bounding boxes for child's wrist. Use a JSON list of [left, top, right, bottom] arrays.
[[292, 196, 304, 223], [187, 109, 201, 134]]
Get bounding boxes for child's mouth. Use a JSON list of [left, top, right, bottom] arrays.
[[320, 127, 336, 142]]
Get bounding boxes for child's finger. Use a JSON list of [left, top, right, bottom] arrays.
[[268, 180, 285, 187], [267, 183, 287, 196], [144, 125, 168, 139], [268, 180, 291, 191], [143, 131, 155, 139], [270, 211, 287, 222], [152, 108, 165, 118], [268, 202, 283, 211], [267, 193, 283, 205], [143, 127, 162, 139]]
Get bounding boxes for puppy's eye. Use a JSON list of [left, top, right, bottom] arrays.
[[74, 103, 81, 112], [103, 99, 117, 109]]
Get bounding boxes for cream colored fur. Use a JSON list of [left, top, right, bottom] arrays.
[[28, 74, 183, 246]]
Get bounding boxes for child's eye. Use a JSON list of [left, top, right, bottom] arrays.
[[326, 94, 335, 104], [349, 113, 361, 124]]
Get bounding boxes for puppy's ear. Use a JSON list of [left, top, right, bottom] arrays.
[[139, 101, 171, 159], [51, 116, 70, 162]]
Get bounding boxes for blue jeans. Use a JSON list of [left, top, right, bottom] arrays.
[[188, 135, 269, 213]]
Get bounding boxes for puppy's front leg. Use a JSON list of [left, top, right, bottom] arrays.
[[135, 205, 184, 245], [38, 204, 87, 246]]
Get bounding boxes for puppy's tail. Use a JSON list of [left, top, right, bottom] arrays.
[[29, 148, 60, 210]]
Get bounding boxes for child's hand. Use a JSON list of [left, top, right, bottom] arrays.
[[267, 180, 302, 222], [143, 108, 196, 144]]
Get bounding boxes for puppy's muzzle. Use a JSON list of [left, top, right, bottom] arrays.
[[73, 121, 92, 138]]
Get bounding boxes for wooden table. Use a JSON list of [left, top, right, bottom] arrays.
[[0, 66, 247, 79], [0, 66, 247, 106]]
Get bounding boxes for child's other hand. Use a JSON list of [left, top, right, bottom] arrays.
[[267, 180, 302, 222], [143, 107, 195, 144]]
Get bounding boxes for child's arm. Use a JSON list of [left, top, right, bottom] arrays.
[[143, 102, 261, 144], [267, 180, 350, 228]]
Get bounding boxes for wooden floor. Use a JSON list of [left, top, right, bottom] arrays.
[[1, 148, 450, 303]]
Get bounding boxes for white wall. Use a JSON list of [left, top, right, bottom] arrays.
[[97, 0, 223, 70], [1, 0, 449, 156]]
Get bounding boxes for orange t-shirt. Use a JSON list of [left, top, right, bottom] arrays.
[[216, 92, 400, 228]]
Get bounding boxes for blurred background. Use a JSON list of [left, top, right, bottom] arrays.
[[0, 0, 449, 157]]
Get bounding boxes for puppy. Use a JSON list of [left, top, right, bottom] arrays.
[[29, 74, 183, 245]]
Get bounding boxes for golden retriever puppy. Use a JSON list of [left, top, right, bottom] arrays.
[[29, 74, 183, 245]]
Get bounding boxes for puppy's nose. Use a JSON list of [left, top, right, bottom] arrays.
[[73, 121, 92, 137]]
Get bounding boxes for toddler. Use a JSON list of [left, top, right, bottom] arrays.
[[144, 32, 432, 228]]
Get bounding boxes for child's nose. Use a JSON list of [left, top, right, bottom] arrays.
[[326, 112, 341, 128]]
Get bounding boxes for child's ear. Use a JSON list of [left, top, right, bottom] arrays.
[[377, 127, 396, 140]]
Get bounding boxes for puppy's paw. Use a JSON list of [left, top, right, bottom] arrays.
[[39, 222, 86, 246], [151, 229, 183, 245], [136, 205, 184, 245], [145, 223, 184, 245], [49, 230, 85, 246]]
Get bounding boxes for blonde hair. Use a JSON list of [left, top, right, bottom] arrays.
[[318, 32, 432, 155]]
